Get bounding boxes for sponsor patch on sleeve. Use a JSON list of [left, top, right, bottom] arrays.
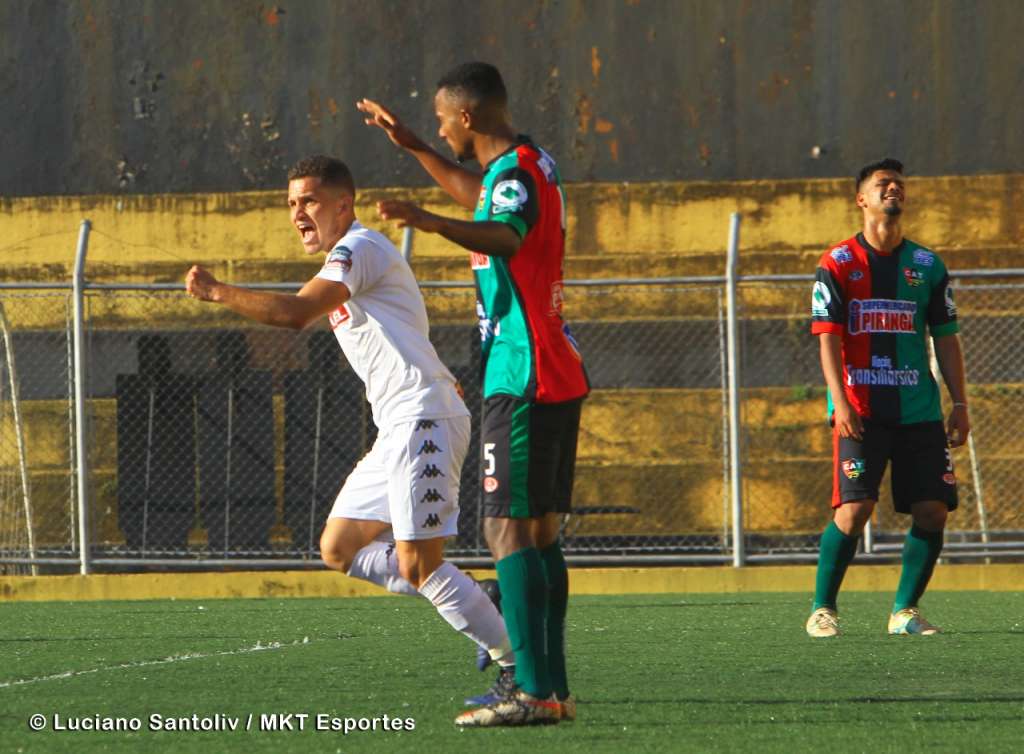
[[325, 245, 353, 272], [811, 281, 831, 317], [491, 179, 528, 213], [944, 285, 957, 317]]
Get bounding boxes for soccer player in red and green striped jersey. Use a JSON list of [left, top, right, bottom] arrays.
[[359, 62, 586, 726], [806, 158, 971, 638]]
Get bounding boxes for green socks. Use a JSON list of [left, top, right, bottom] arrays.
[[893, 525, 944, 611], [813, 521, 859, 610], [539, 541, 570, 700], [494, 547, 551, 698]]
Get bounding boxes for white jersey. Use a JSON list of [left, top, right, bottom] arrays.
[[315, 221, 469, 428]]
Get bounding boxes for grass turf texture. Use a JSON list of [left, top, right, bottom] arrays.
[[1, 591, 1022, 753]]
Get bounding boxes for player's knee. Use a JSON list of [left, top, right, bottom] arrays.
[[912, 504, 948, 532], [834, 501, 874, 535], [319, 537, 355, 573]]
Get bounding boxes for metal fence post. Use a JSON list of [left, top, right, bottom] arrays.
[[725, 213, 744, 567], [73, 219, 92, 575], [401, 227, 414, 262]]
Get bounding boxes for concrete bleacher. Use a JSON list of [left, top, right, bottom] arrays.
[[3, 173, 1022, 550]]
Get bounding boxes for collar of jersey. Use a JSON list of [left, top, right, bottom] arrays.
[[483, 134, 533, 171], [856, 231, 906, 258]]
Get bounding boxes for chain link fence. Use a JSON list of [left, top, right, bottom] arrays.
[[1, 271, 1022, 570]]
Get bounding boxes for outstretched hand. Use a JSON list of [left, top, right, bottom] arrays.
[[357, 99, 424, 151], [185, 265, 220, 302], [377, 200, 441, 233]]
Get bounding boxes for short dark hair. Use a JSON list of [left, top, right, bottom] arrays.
[[436, 62, 507, 108], [287, 155, 355, 197], [855, 158, 904, 191]]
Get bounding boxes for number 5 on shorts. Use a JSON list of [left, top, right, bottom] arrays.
[[483, 442, 496, 476]]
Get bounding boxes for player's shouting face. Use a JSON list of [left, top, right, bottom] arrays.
[[434, 88, 474, 163], [857, 169, 905, 218], [288, 176, 352, 255]]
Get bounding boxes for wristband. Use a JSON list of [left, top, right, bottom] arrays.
[[953, 402, 968, 408]]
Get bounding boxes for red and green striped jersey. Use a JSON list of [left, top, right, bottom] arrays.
[[470, 136, 589, 403], [810, 233, 959, 424]]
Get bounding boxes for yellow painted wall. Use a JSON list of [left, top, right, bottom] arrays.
[[3, 174, 1022, 283]]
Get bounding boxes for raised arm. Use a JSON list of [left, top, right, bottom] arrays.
[[185, 266, 350, 330], [375, 201, 522, 259], [357, 98, 482, 210]]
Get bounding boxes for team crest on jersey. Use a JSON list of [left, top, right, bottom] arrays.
[[903, 268, 925, 287], [849, 270, 864, 281], [830, 246, 853, 264], [491, 179, 528, 212], [913, 250, 935, 266], [470, 251, 491, 270], [811, 281, 831, 317], [848, 299, 916, 335], [842, 458, 866, 480], [325, 245, 353, 272], [328, 305, 351, 330]]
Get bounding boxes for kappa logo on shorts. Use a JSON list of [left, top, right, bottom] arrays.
[[483, 476, 499, 493], [419, 464, 445, 479], [422, 513, 442, 528], [420, 489, 447, 504], [415, 420, 438, 431], [841, 458, 866, 480], [417, 440, 443, 455]]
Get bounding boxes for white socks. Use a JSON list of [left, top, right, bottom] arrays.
[[346, 541, 420, 597], [418, 562, 512, 663]]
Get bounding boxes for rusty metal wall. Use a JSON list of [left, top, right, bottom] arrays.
[[3, 0, 1022, 196]]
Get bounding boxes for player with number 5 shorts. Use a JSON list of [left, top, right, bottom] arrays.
[[360, 62, 588, 726], [806, 158, 971, 639]]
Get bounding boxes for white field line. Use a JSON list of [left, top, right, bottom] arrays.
[[0, 637, 311, 689]]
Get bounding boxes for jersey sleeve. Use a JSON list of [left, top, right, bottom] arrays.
[[927, 261, 959, 337], [315, 236, 387, 298], [810, 260, 846, 335], [483, 165, 539, 239]]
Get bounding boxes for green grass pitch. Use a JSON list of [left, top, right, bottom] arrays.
[[2, 591, 1022, 753]]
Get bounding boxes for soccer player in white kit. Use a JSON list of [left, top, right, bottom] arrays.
[[185, 155, 512, 684]]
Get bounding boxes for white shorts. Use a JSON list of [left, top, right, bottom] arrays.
[[328, 415, 470, 541]]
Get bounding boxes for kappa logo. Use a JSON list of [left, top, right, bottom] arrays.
[[421, 489, 446, 504], [830, 246, 853, 264], [422, 513, 442, 528], [417, 440, 443, 455], [325, 245, 353, 272], [903, 267, 925, 287], [491, 179, 528, 212], [328, 305, 351, 330], [419, 464, 445, 479], [842, 458, 866, 480], [415, 420, 438, 431], [849, 270, 864, 281]]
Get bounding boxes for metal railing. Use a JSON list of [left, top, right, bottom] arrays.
[[2, 218, 1022, 573]]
